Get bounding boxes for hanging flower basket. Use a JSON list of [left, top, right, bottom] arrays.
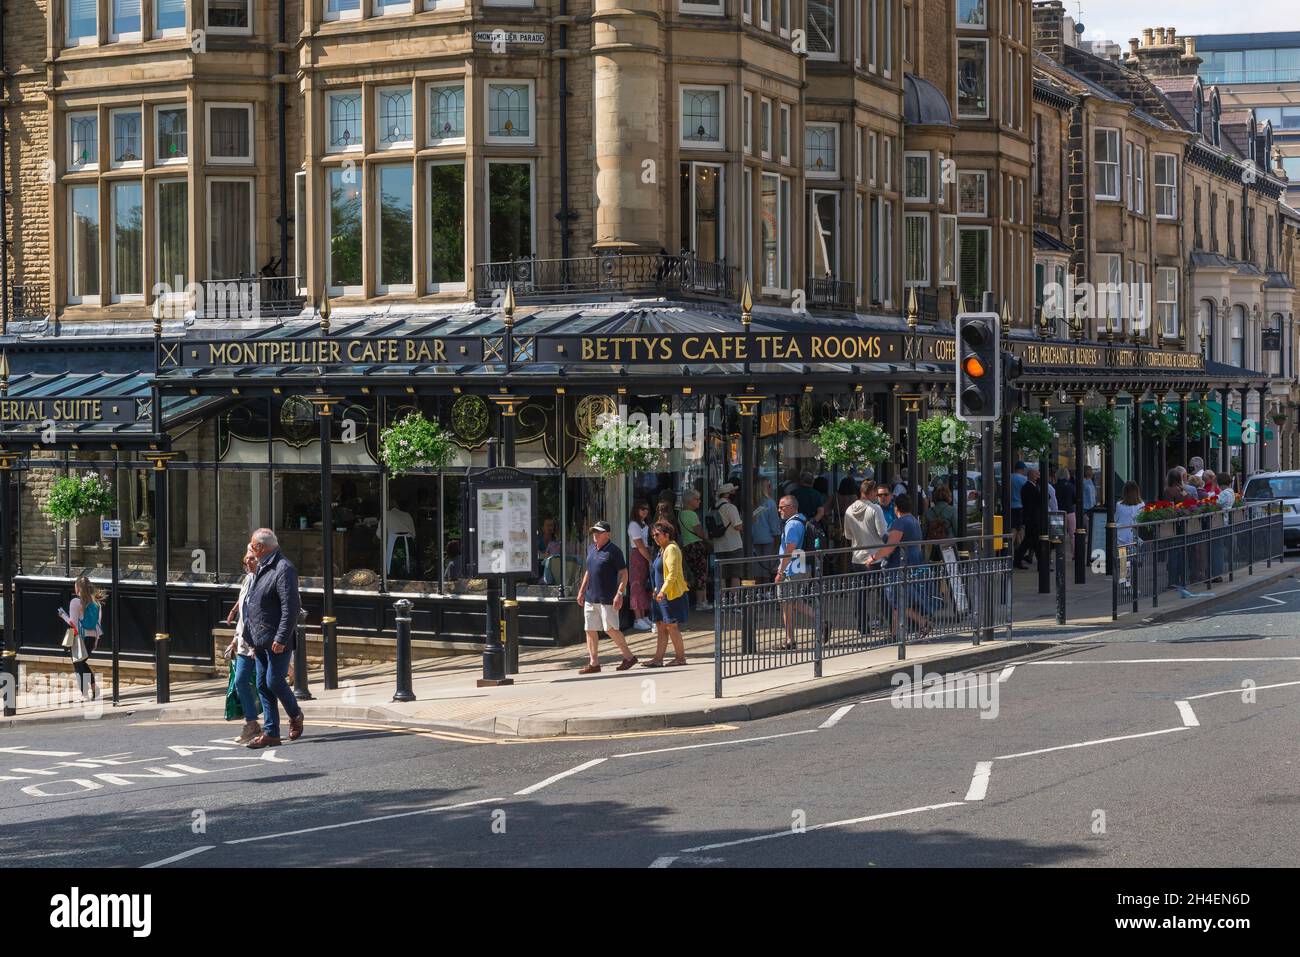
[[43, 472, 115, 525], [1013, 411, 1055, 461], [1083, 407, 1120, 446], [812, 417, 891, 469], [585, 416, 664, 477], [1140, 403, 1178, 439], [917, 415, 975, 466], [1187, 402, 1215, 440], [379, 413, 455, 474]]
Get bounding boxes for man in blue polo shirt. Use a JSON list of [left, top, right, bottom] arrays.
[[576, 520, 637, 674], [1009, 462, 1028, 547]]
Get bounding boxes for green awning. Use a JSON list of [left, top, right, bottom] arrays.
[[1141, 401, 1273, 446]]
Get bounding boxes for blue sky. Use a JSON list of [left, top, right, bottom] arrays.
[[1067, 0, 1296, 48]]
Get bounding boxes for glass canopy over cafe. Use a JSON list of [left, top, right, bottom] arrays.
[[0, 296, 1266, 669]]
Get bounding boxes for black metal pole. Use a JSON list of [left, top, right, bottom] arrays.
[[1133, 391, 1145, 500], [110, 456, 120, 706], [478, 575, 510, 686], [1240, 386, 1251, 478], [293, 607, 312, 699], [1105, 396, 1118, 575], [1220, 387, 1230, 475], [0, 454, 15, 715], [1073, 397, 1086, 584], [153, 456, 170, 704], [1056, 539, 1066, 624], [739, 399, 757, 652], [906, 394, 919, 509], [318, 401, 338, 690], [393, 598, 415, 702], [1000, 411, 1013, 527], [1179, 395, 1189, 469], [502, 400, 519, 675], [979, 420, 995, 644], [955, 453, 967, 544]]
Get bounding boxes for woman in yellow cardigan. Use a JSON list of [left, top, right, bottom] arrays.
[[643, 521, 688, 667]]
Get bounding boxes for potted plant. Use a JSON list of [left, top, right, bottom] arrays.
[[379, 413, 455, 474], [43, 472, 115, 526], [585, 415, 664, 477], [1187, 402, 1214, 440], [1140, 403, 1178, 440], [812, 417, 891, 469], [1135, 500, 1181, 540], [1013, 411, 1055, 462]]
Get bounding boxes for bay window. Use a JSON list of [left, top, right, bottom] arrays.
[[1155, 153, 1177, 218], [807, 190, 840, 280], [805, 123, 839, 177], [68, 112, 99, 171], [957, 39, 988, 118], [680, 86, 724, 149], [376, 166, 414, 293], [761, 172, 790, 293], [156, 179, 189, 291], [207, 103, 253, 163], [680, 162, 724, 261], [1135, 146, 1145, 214], [326, 168, 362, 293], [904, 212, 929, 285], [759, 98, 772, 159], [939, 214, 957, 285], [327, 92, 363, 153], [958, 169, 986, 216], [879, 199, 894, 304], [958, 225, 989, 309], [487, 161, 534, 263], [428, 83, 466, 145], [68, 185, 101, 304], [904, 151, 929, 202], [156, 106, 188, 164], [111, 180, 144, 301], [1157, 267, 1179, 339], [1097, 253, 1122, 331], [778, 103, 791, 165], [110, 109, 143, 167], [1094, 128, 1120, 200], [487, 82, 535, 144], [209, 178, 255, 281], [807, 0, 838, 58], [377, 87, 414, 150]]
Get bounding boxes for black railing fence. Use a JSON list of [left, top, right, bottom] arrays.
[[198, 275, 305, 319], [1113, 502, 1284, 619], [475, 252, 736, 303], [805, 275, 855, 310], [712, 537, 1013, 696]]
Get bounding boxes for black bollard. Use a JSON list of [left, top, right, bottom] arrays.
[[393, 598, 415, 702], [503, 598, 520, 675], [293, 607, 313, 700], [1056, 540, 1066, 625], [155, 633, 170, 704]]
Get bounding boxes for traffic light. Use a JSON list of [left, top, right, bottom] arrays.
[[1002, 350, 1025, 416], [955, 312, 1000, 421]]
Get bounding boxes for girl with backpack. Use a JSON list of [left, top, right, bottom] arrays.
[[67, 575, 103, 700]]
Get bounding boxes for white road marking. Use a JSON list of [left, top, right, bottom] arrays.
[[514, 758, 606, 795], [820, 705, 855, 729], [648, 856, 678, 868], [1023, 657, 1300, 664], [1175, 700, 1199, 727], [612, 729, 817, 758], [0, 747, 80, 757], [1185, 678, 1300, 700], [141, 846, 214, 868], [997, 665, 1016, 683], [994, 726, 1191, 760], [224, 796, 504, 844], [677, 802, 966, 854], [965, 762, 993, 801]]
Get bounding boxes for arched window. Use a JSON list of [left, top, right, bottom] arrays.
[[1200, 299, 1216, 361]]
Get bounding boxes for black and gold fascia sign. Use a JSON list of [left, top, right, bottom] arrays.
[[0, 398, 141, 425], [164, 333, 1206, 373]]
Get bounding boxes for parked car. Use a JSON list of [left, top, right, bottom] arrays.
[[1241, 470, 1300, 550]]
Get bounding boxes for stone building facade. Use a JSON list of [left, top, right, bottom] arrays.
[[2, 0, 1039, 328]]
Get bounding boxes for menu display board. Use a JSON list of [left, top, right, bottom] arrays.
[[465, 467, 540, 579]]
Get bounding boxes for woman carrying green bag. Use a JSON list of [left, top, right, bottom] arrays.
[[223, 550, 262, 743]]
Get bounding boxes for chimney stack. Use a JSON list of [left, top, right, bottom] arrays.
[[1167, 27, 1177, 46], [1032, 0, 1068, 64], [1130, 24, 1202, 77], [1142, 28, 1154, 47]]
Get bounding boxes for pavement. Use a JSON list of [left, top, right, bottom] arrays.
[[4, 556, 1293, 738], [3, 568, 1300, 868]]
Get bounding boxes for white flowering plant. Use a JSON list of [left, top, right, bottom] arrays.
[[585, 415, 664, 477], [813, 418, 891, 469], [379, 413, 455, 474], [44, 472, 115, 524]]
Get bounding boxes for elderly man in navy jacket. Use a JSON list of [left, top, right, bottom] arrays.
[[244, 528, 305, 748]]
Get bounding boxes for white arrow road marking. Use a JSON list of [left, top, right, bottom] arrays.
[[648, 856, 678, 869], [514, 758, 606, 796], [1185, 678, 1300, 700], [965, 762, 993, 801], [223, 796, 504, 844], [676, 802, 966, 854], [142, 846, 214, 869], [819, 705, 855, 729], [1175, 701, 1199, 727], [214, 749, 289, 763], [997, 665, 1016, 683], [994, 726, 1191, 760], [612, 728, 818, 758]]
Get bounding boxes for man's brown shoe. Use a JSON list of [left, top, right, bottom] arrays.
[[246, 733, 281, 749], [289, 713, 304, 741], [578, 663, 601, 675], [616, 657, 638, 671]]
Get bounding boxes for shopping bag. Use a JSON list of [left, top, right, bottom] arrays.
[[225, 661, 244, 721]]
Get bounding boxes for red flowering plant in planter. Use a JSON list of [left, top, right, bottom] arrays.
[[1135, 500, 1179, 523]]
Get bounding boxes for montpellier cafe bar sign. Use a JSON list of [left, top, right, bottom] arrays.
[[165, 333, 1206, 372]]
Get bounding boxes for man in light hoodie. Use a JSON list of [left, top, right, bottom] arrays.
[[844, 480, 889, 634]]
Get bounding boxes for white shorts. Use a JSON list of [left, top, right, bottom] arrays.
[[583, 601, 621, 632]]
